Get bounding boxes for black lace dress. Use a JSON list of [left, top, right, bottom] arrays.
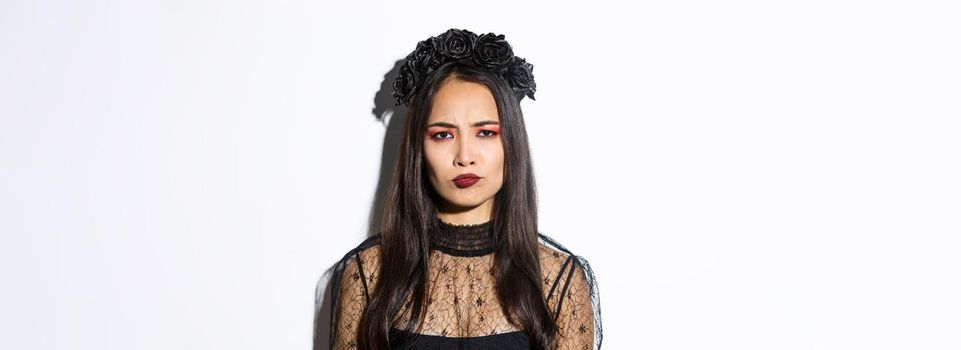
[[328, 217, 602, 349]]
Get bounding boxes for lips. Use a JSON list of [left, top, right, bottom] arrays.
[[452, 173, 480, 188]]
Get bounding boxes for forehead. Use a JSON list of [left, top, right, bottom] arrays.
[[428, 80, 499, 123]]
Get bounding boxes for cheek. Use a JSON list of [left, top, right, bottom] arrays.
[[485, 146, 506, 182]]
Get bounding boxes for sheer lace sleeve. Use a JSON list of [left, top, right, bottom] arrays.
[[539, 234, 604, 350], [329, 237, 381, 350], [551, 256, 598, 350]]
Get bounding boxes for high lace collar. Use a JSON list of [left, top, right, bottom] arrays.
[[428, 216, 497, 257]]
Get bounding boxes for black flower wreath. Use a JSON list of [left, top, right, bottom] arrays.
[[392, 28, 536, 107]]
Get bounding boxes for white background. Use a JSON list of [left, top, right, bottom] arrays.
[[2, 0, 959, 349]]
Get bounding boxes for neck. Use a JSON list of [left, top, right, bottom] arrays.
[[435, 199, 494, 225], [428, 215, 497, 257]]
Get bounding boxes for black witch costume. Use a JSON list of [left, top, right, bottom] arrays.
[[329, 217, 603, 349], [327, 28, 602, 349]]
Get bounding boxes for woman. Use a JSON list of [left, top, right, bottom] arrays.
[[329, 28, 602, 350]]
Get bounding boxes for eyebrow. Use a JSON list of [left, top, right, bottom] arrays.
[[427, 120, 500, 128]]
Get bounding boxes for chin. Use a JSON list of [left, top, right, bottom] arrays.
[[440, 194, 491, 209], [447, 199, 484, 209]]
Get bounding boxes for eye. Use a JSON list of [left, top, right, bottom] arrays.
[[432, 131, 453, 140], [479, 130, 498, 137]]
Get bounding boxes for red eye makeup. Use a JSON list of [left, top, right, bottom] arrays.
[[425, 121, 501, 141]]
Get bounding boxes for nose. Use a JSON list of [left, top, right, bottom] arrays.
[[453, 134, 476, 167]]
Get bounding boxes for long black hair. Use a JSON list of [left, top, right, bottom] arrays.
[[357, 61, 555, 349]]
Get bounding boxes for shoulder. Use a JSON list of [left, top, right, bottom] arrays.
[[330, 234, 384, 308], [536, 233, 596, 300], [536, 232, 590, 272], [332, 235, 383, 287]]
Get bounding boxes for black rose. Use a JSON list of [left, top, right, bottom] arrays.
[[435, 29, 477, 59], [392, 61, 418, 106], [507, 57, 536, 100], [410, 37, 443, 75], [472, 33, 514, 73], [401, 58, 420, 86], [392, 29, 536, 107]]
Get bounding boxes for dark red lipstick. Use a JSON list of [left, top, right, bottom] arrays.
[[452, 173, 480, 188]]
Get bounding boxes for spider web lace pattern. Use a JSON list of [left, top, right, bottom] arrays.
[[329, 232, 603, 349]]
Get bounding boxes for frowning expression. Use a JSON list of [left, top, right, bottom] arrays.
[[423, 79, 505, 211]]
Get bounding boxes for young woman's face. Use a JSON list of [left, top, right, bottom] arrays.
[[423, 79, 505, 213]]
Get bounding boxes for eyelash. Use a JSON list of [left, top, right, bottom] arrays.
[[431, 130, 498, 140]]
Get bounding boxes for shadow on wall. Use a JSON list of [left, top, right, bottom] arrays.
[[311, 58, 408, 350]]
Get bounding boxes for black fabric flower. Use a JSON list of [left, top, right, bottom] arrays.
[[392, 61, 418, 106], [435, 29, 477, 59], [410, 37, 443, 76], [392, 28, 536, 107], [471, 33, 514, 73], [508, 57, 536, 101]]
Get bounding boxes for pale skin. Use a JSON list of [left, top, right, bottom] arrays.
[[423, 79, 505, 226]]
